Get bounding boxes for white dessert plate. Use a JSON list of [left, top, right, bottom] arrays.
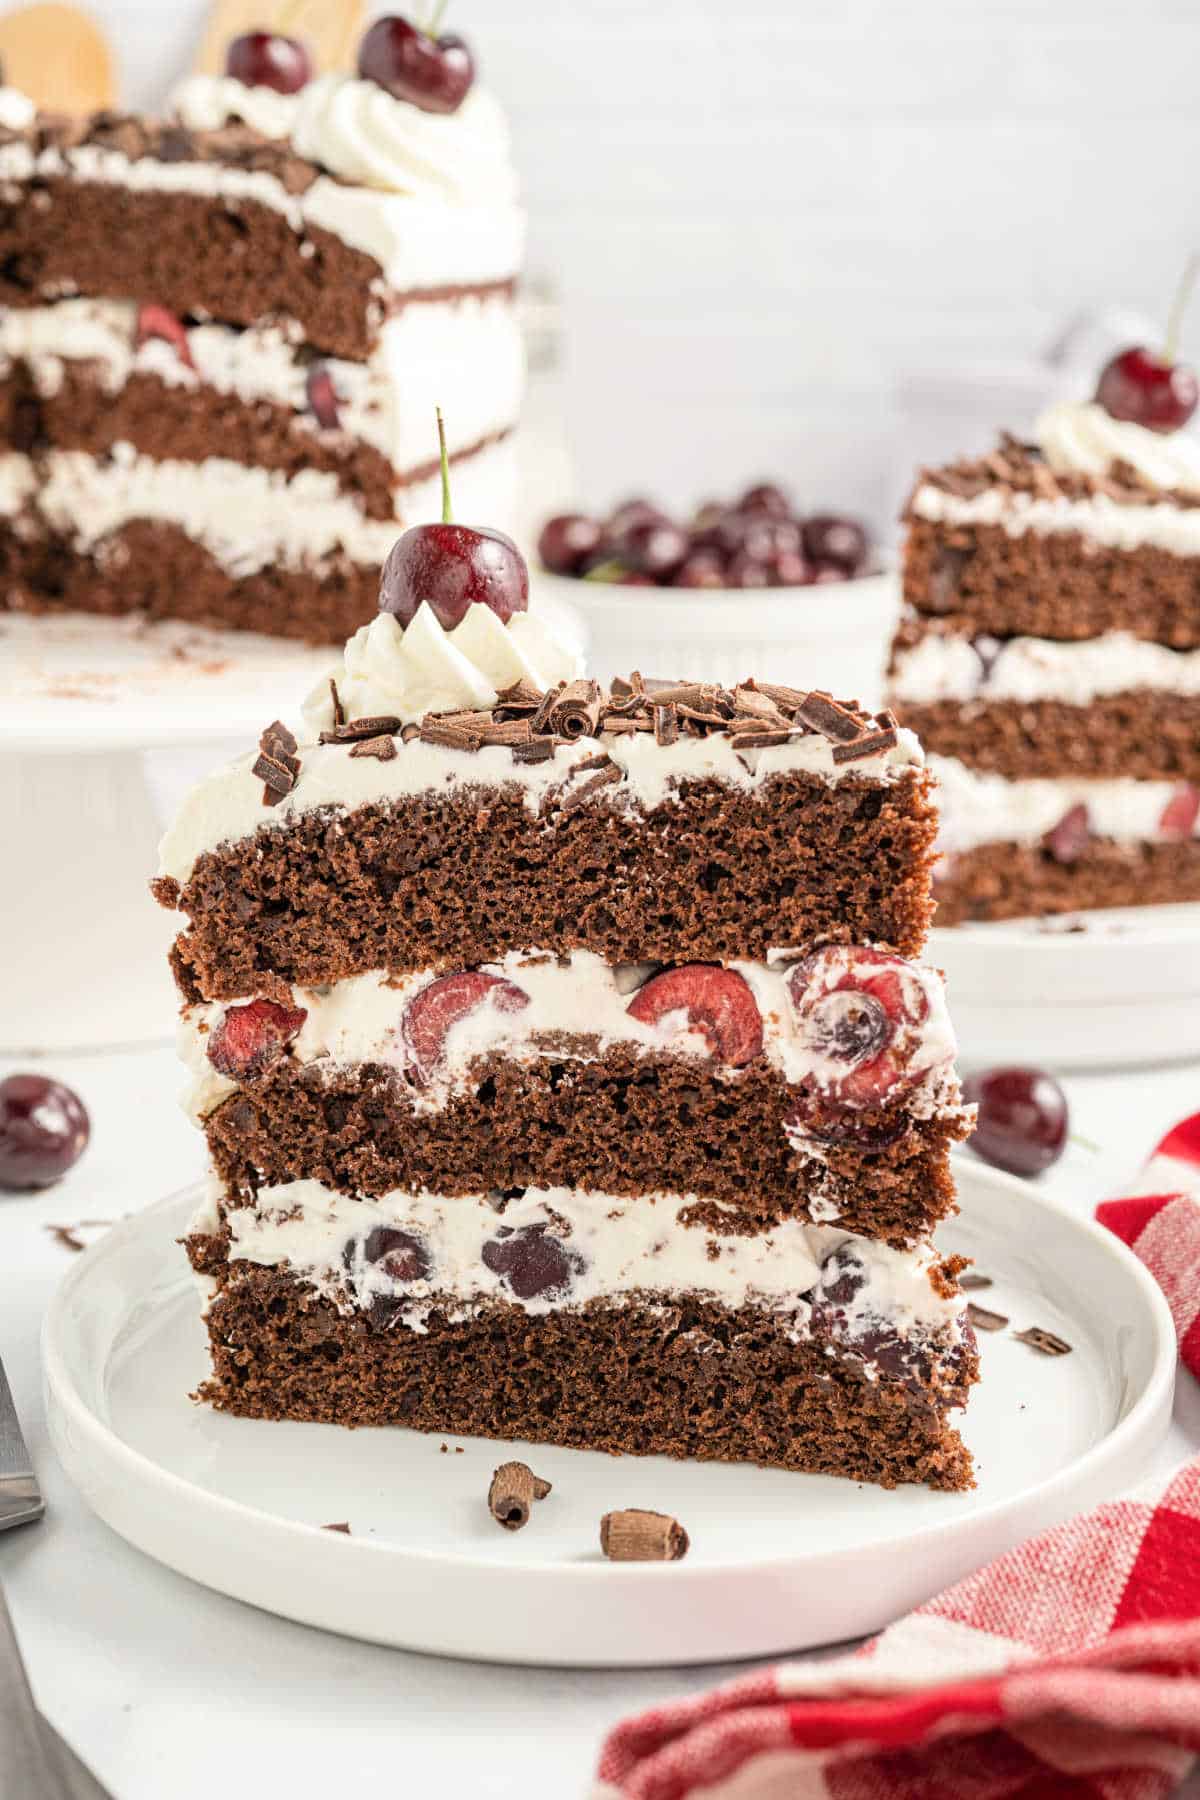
[[43, 1159, 1174, 1669], [932, 902, 1200, 1071]]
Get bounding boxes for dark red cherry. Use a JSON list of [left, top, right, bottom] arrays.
[[1095, 347, 1198, 434], [726, 550, 771, 588], [380, 411, 528, 628], [358, 15, 474, 114], [305, 364, 340, 430], [225, 30, 313, 94], [738, 482, 792, 518], [801, 515, 869, 574], [481, 1223, 580, 1301], [771, 549, 812, 587], [537, 513, 602, 576], [603, 497, 669, 552], [623, 517, 689, 579], [673, 550, 725, 588], [380, 525, 528, 628], [360, 1226, 430, 1284], [0, 1074, 89, 1190], [963, 1066, 1068, 1178]]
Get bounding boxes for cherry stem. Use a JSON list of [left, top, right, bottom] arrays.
[[425, 0, 450, 38], [1163, 254, 1199, 366], [436, 407, 452, 523]]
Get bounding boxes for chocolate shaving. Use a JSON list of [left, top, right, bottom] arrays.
[[958, 1273, 993, 1291], [751, 679, 811, 715], [321, 1521, 351, 1534], [831, 726, 899, 765], [549, 677, 603, 741], [796, 690, 863, 742], [600, 715, 644, 735], [1014, 1326, 1073, 1356], [494, 676, 543, 711], [967, 1302, 1009, 1333], [474, 719, 534, 747], [349, 735, 397, 761], [400, 723, 421, 744], [654, 702, 678, 747], [511, 736, 557, 765], [530, 682, 565, 734], [610, 675, 634, 700], [487, 1460, 552, 1531], [559, 764, 623, 810], [319, 714, 402, 744], [261, 718, 297, 756], [329, 679, 345, 729], [419, 720, 480, 751], [600, 1509, 689, 1562], [729, 727, 792, 749], [252, 750, 297, 795]]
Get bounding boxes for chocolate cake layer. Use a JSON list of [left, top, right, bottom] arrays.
[[935, 836, 1200, 924], [160, 770, 939, 1001], [0, 518, 377, 642], [0, 176, 389, 362], [904, 517, 1200, 650], [201, 1055, 966, 1245], [896, 694, 1200, 782], [192, 1262, 976, 1489], [0, 368, 514, 522]]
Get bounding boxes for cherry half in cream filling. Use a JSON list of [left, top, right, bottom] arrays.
[[783, 946, 945, 1145]]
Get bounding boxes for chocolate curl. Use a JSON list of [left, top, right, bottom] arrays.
[[349, 736, 396, 761], [966, 1303, 1009, 1333], [488, 1461, 552, 1531], [1014, 1326, 1073, 1356], [255, 718, 300, 805], [795, 690, 863, 742], [548, 678, 602, 741], [830, 725, 899, 765], [600, 1509, 689, 1562]]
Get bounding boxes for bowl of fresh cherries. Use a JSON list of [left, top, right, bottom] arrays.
[[534, 484, 898, 701]]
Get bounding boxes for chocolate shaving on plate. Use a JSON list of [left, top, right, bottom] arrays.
[[321, 1521, 351, 1534], [600, 1509, 689, 1562], [487, 1461, 552, 1531], [1014, 1326, 1073, 1356], [958, 1272, 993, 1291], [966, 1302, 1009, 1333]]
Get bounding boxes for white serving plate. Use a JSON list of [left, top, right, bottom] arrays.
[[43, 1160, 1174, 1668], [933, 902, 1200, 1071], [534, 568, 899, 710]]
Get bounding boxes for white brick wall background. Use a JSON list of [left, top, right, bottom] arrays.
[[65, 1, 1200, 533]]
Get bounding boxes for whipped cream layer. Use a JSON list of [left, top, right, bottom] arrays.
[[931, 754, 1200, 855], [0, 296, 522, 478], [170, 74, 519, 208], [0, 137, 523, 291], [178, 947, 959, 1122], [159, 707, 925, 884], [192, 1178, 963, 1343], [1037, 399, 1200, 499], [13, 438, 516, 578], [891, 627, 1200, 706], [910, 478, 1200, 558]]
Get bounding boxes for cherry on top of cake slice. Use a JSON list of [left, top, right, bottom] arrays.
[[1094, 256, 1199, 435], [378, 406, 529, 630]]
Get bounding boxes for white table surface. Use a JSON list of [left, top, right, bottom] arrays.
[[1, 1041, 1198, 1799]]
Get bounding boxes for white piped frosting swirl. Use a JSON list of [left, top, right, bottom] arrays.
[[170, 72, 518, 205], [1035, 399, 1200, 498], [0, 87, 35, 132], [301, 603, 583, 734]]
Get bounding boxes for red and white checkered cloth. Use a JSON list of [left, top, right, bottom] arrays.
[[594, 1113, 1200, 1800]]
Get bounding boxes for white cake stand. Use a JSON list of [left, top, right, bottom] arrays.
[[0, 612, 331, 1053], [932, 901, 1200, 1071]]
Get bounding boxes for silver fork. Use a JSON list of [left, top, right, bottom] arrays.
[[0, 1350, 113, 1800]]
